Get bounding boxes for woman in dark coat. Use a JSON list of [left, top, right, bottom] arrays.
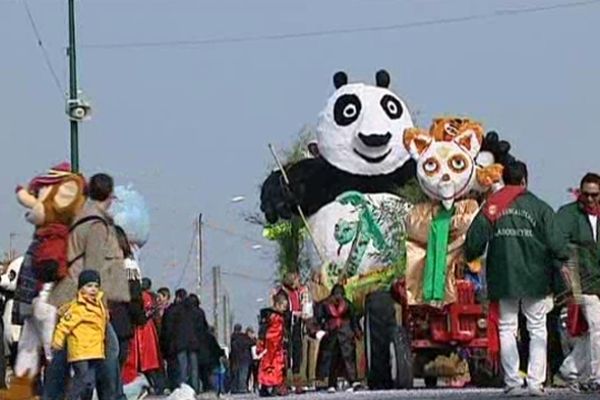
[[172, 294, 209, 393], [316, 284, 361, 392]]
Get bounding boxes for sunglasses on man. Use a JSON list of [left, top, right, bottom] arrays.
[[581, 191, 600, 199]]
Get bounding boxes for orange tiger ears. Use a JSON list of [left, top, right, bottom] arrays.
[[403, 117, 485, 160], [403, 127, 432, 159], [429, 117, 484, 141]]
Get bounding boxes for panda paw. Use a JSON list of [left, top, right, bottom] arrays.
[[260, 170, 300, 224]]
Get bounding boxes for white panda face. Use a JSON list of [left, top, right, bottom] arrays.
[[316, 75, 413, 176]]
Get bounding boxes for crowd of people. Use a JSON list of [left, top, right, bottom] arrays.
[[0, 163, 599, 399], [0, 173, 234, 399]]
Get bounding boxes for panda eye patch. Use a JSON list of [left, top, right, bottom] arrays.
[[334, 94, 362, 126], [380, 94, 403, 119]]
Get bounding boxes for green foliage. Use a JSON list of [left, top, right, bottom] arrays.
[[393, 177, 428, 205], [261, 126, 316, 280]]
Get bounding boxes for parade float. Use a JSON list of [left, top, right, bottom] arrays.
[[260, 71, 515, 389], [400, 117, 505, 388]]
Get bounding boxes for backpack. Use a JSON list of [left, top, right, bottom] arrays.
[[33, 216, 107, 283]]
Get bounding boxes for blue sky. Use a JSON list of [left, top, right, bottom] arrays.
[[1, 0, 600, 329]]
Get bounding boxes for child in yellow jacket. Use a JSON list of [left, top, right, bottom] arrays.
[[52, 269, 108, 400]]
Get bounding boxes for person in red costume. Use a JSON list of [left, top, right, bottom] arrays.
[[316, 284, 362, 393], [273, 272, 308, 393], [257, 292, 289, 397], [122, 277, 165, 394]]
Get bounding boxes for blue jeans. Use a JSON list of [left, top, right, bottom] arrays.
[[66, 360, 102, 400], [232, 364, 250, 393], [96, 324, 124, 400], [177, 351, 199, 393], [43, 325, 123, 400], [43, 348, 68, 400], [215, 371, 225, 395]]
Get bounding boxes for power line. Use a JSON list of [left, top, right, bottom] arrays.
[[22, 0, 65, 98], [203, 219, 274, 248], [221, 269, 273, 283], [173, 223, 197, 289], [81, 0, 600, 50]]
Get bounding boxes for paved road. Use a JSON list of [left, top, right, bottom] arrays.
[[147, 387, 595, 400]]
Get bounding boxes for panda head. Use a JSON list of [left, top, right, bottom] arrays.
[[315, 70, 414, 176]]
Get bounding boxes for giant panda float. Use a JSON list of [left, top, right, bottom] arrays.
[[262, 70, 415, 282], [260, 70, 514, 389]]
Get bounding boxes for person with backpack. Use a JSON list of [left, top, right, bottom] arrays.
[[45, 173, 130, 400], [465, 161, 570, 397]]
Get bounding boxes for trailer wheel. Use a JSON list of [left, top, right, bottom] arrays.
[[424, 376, 438, 388], [390, 326, 414, 389]]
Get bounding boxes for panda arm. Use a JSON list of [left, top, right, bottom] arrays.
[[387, 159, 417, 190], [481, 131, 516, 167], [260, 158, 339, 224]]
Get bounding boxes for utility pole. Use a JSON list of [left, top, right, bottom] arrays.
[[212, 265, 221, 344], [196, 214, 203, 301], [9, 233, 16, 260], [67, 0, 79, 172], [222, 293, 229, 346]]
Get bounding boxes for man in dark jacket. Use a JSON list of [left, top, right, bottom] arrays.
[[161, 288, 187, 391], [556, 172, 600, 392], [466, 161, 569, 396], [230, 323, 253, 393], [170, 294, 209, 394]]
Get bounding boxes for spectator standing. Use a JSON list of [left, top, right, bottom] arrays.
[[135, 278, 165, 393], [51, 270, 107, 400], [229, 324, 253, 393], [161, 288, 187, 391], [247, 327, 260, 393], [274, 272, 307, 393], [47, 173, 130, 400], [171, 294, 209, 393], [465, 161, 569, 396], [257, 292, 289, 397], [155, 287, 171, 334]]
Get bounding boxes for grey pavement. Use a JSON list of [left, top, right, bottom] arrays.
[[146, 387, 596, 400]]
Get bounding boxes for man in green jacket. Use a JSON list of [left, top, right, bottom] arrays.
[[465, 161, 569, 397], [556, 172, 600, 392]]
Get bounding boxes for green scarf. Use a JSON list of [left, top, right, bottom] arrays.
[[423, 206, 454, 302]]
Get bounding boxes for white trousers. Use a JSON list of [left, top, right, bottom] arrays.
[[499, 296, 553, 389], [14, 292, 57, 377], [560, 294, 600, 384]]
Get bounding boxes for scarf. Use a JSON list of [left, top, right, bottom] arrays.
[[578, 195, 600, 217], [423, 206, 454, 302], [482, 185, 526, 223], [326, 299, 348, 331], [282, 285, 302, 312]]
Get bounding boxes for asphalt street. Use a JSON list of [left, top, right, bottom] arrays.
[[147, 387, 595, 400]]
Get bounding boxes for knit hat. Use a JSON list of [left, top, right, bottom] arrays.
[[78, 269, 101, 289]]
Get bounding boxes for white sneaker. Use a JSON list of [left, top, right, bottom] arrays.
[[327, 387, 336, 393], [503, 386, 527, 397], [528, 386, 547, 397], [136, 387, 150, 400]]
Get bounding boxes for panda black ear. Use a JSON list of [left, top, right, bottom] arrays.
[[376, 69, 391, 88], [333, 71, 348, 89]]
